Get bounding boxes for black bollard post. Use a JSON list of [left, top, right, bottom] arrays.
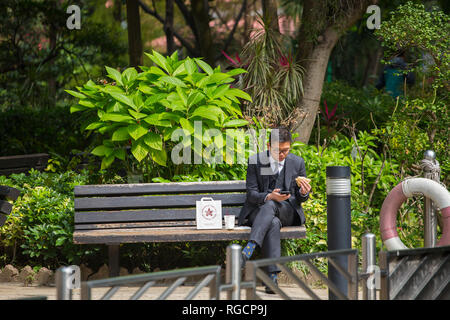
[[326, 166, 351, 300]]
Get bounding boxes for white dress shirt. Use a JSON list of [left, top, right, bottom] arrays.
[[269, 155, 285, 174]]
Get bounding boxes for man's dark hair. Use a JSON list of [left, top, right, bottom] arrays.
[[269, 127, 292, 145]]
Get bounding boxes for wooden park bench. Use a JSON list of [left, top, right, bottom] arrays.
[[0, 186, 20, 227], [73, 180, 306, 276], [0, 153, 49, 176]]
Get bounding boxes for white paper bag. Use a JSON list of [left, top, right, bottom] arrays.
[[196, 197, 222, 230]]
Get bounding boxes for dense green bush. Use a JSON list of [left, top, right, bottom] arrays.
[[0, 106, 91, 162], [67, 51, 251, 181], [0, 170, 100, 269]]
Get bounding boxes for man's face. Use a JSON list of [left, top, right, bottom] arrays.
[[268, 141, 291, 162]]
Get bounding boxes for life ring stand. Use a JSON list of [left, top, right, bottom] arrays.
[[379, 178, 450, 250]]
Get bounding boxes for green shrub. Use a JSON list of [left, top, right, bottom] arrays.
[[0, 106, 90, 160], [66, 50, 251, 181], [0, 170, 100, 269]]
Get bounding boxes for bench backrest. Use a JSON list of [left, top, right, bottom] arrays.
[[74, 181, 247, 231], [0, 153, 49, 176]]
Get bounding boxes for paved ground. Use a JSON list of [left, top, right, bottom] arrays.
[[0, 282, 331, 300]]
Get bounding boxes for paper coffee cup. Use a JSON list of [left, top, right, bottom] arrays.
[[224, 215, 235, 230]]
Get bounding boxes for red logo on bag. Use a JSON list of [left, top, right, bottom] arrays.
[[202, 205, 217, 220]]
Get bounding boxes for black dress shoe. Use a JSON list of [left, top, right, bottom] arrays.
[[265, 278, 278, 294]]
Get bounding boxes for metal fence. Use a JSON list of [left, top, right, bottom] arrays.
[[222, 245, 359, 300], [379, 245, 450, 300], [77, 265, 221, 300]]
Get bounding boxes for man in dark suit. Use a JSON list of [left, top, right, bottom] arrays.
[[238, 128, 311, 293]]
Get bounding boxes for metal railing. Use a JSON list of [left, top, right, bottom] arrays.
[[222, 244, 359, 300], [79, 265, 221, 300]]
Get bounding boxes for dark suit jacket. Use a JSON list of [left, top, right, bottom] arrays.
[[238, 150, 309, 226]]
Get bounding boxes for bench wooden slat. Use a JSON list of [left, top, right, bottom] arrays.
[[0, 186, 20, 201], [0, 214, 7, 227], [74, 193, 247, 211], [0, 200, 13, 215], [74, 220, 199, 230], [0, 153, 49, 169], [73, 226, 306, 244], [0, 166, 47, 176], [75, 207, 242, 224], [74, 180, 246, 197], [75, 217, 241, 230]]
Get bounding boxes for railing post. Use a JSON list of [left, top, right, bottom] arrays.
[[362, 233, 377, 300], [421, 150, 440, 248], [226, 244, 242, 300], [56, 265, 80, 300]]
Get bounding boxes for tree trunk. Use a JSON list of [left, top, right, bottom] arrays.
[[164, 0, 175, 55], [364, 45, 383, 86], [113, 0, 122, 22], [262, 0, 280, 33], [292, 0, 377, 143], [191, 0, 214, 65], [126, 0, 143, 68], [47, 23, 57, 107], [292, 27, 340, 143]]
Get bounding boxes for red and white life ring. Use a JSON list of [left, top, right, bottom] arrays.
[[380, 178, 450, 250]]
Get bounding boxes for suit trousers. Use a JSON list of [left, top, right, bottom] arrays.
[[247, 199, 297, 273]]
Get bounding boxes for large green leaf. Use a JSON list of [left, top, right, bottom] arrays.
[[128, 124, 148, 141], [194, 58, 213, 75], [70, 105, 86, 113], [143, 114, 172, 127], [145, 93, 168, 106], [180, 118, 194, 134], [212, 84, 231, 99], [160, 76, 187, 88], [172, 63, 186, 76], [226, 68, 247, 76], [145, 51, 172, 74], [65, 89, 86, 99], [79, 100, 96, 108], [129, 109, 147, 120], [131, 140, 149, 162], [190, 106, 223, 122], [122, 67, 138, 85], [187, 91, 204, 107], [223, 119, 249, 128], [176, 86, 188, 106], [101, 155, 115, 170], [114, 148, 126, 161], [111, 127, 130, 141], [144, 132, 163, 150], [109, 92, 138, 110], [184, 58, 197, 75], [102, 113, 134, 122], [91, 145, 112, 157], [150, 148, 167, 166], [105, 66, 124, 86], [225, 88, 252, 102], [85, 122, 104, 130]]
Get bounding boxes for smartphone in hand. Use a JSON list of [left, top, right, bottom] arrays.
[[280, 190, 290, 195]]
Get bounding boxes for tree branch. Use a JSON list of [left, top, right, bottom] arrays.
[[138, 0, 198, 55], [217, 0, 247, 60]]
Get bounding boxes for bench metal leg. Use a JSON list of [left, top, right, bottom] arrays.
[[108, 244, 120, 277]]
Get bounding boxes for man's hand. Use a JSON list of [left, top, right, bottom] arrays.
[[295, 176, 311, 196], [267, 188, 291, 202]]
